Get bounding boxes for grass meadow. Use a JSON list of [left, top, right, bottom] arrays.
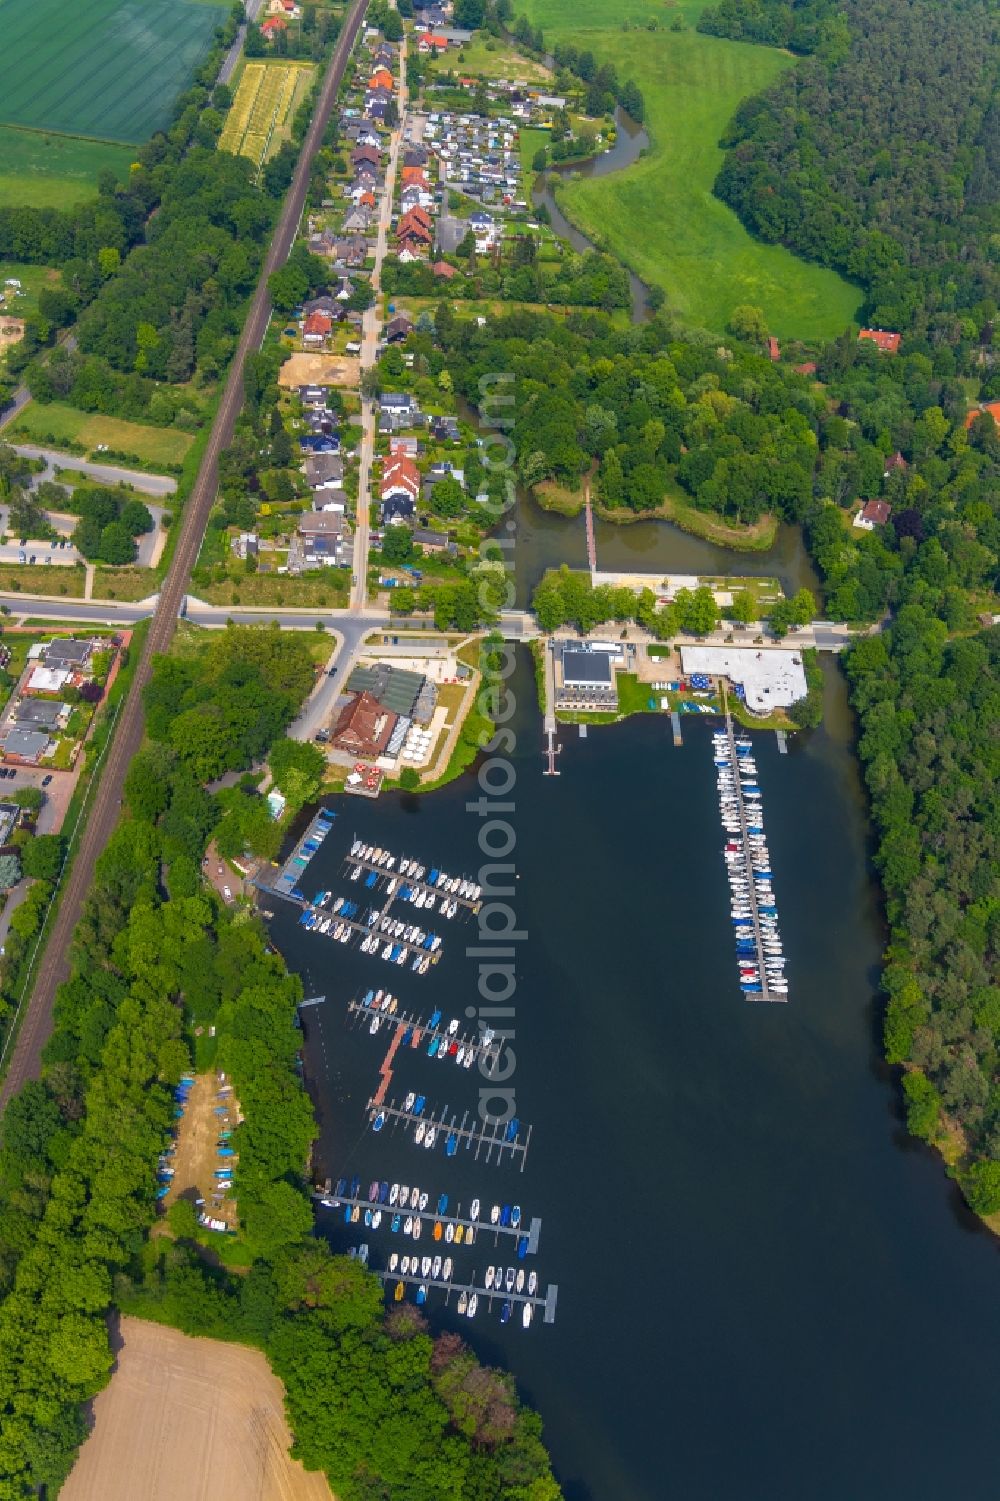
[[522, 0, 860, 338], [11, 401, 193, 469], [0, 129, 134, 208]]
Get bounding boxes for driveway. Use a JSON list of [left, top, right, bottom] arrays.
[[14, 446, 177, 498]]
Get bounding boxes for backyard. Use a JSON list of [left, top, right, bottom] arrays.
[[522, 0, 860, 338]]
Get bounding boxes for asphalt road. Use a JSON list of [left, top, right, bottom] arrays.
[[15, 445, 178, 497], [0, 0, 370, 1109]]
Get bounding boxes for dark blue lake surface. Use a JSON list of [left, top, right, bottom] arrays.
[[272, 654, 1000, 1501]]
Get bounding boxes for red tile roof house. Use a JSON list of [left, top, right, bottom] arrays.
[[369, 68, 394, 91], [963, 400, 1000, 430], [396, 210, 433, 255], [417, 32, 449, 53], [260, 16, 287, 39], [302, 311, 333, 346], [858, 328, 901, 354], [433, 260, 458, 279], [767, 337, 780, 361], [883, 450, 908, 476], [853, 499, 892, 531], [381, 455, 421, 505], [331, 691, 397, 758]]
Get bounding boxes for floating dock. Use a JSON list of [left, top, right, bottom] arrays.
[[671, 710, 683, 746], [344, 847, 481, 914], [369, 1097, 532, 1171], [716, 697, 787, 1004], [347, 996, 500, 1068], [373, 1267, 558, 1323], [776, 729, 788, 755], [272, 808, 336, 897], [316, 1190, 541, 1252]]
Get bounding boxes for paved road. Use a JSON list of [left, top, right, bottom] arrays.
[[14, 445, 177, 496], [351, 20, 407, 612], [219, 0, 264, 85], [0, 0, 370, 1109]]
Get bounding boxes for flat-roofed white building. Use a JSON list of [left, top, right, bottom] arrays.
[[680, 645, 807, 716]]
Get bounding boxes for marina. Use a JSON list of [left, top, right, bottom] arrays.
[[367, 1096, 532, 1171], [714, 702, 788, 1003]]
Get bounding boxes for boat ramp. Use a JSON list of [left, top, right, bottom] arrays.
[[369, 1096, 532, 1171]]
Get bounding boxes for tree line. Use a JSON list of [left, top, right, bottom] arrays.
[[711, 0, 1000, 333], [0, 626, 562, 1494]]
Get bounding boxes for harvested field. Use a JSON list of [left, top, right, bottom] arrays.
[[63, 1316, 334, 1501], [278, 352, 361, 388]]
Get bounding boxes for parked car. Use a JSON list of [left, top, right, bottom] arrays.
[[41, 774, 52, 786], [222, 885, 233, 902]]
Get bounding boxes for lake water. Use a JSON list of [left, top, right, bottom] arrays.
[[275, 651, 1000, 1501]]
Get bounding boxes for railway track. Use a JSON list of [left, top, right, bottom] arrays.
[[0, 0, 370, 1110]]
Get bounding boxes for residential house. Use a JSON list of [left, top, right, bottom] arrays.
[[858, 328, 901, 354], [368, 67, 394, 92], [351, 143, 381, 170], [963, 400, 1000, 430], [269, 0, 301, 14], [330, 691, 397, 759], [44, 639, 93, 672], [299, 385, 333, 408], [381, 455, 420, 522], [417, 31, 449, 53], [331, 236, 368, 267], [2, 727, 53, 763], [231, 532, 259, 562], [389, 436, 421, 459], [403, 146, 429, 168], [883, 450, 908, 477], [343, 207, 372, 235], [401, 181, 433, 212], [260, 16, 288, 40], [396, 208, 433, 256], [413, 527, 456, 555], [303, 311, 333, 346], [430, 414, 460, 443], [303, 294, 341, 319], [432, 259, 458, 279], [13, 699, 69, 730], [385, 313, 413, 344], [304, 452, 344, 487], [853, 499, 892, 531], [378, 392, 420, 433], [767, 337, 780, 361], [297, 512, 345, 565]]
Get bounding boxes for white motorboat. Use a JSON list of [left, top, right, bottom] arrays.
[[470, 1197, 480, 1221], [467, 1293, 478, 1318]]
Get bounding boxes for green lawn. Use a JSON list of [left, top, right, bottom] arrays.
[[522, 0, 860, 338], [434, 36, 553, 82], [0, 128, 133, 208], [0, 263, 63, 320], [11, 401, 193, 469], [0, 0, 227, 144]]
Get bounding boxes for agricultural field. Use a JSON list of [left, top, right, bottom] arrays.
[[218, 61, 314, 167], [0, 0, 227, 144], [10, 401, 193, 469], [0, 128, 133, 209], [521, 0, 860, 339]]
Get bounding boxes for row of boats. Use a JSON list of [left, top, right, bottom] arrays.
[[300, 893, 439, 972], [346, 1248, 537, 1326], [358, 993, 495, 1068], [351, 865, 464, 918], [713, 730, 788, 999], [349, 840, 483, 905]]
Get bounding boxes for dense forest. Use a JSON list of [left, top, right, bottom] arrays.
[[0, 628, 561, 1496], [711, 0, 1000, 330], [846, 623, 1000, 1211]]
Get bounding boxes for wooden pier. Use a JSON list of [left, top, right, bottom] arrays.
[[344, 847, 481, 914], [543, 728, 561, 776], [719, 693, 786, 1004], [671, 710, 683, 746], [584, 489, 597, 576], [317, 1190, 541, 1252], [369, 1097, 532, 1171], [775, 729, 788, 755]]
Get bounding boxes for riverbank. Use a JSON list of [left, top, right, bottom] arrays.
[[531, 479, 781, 551]]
